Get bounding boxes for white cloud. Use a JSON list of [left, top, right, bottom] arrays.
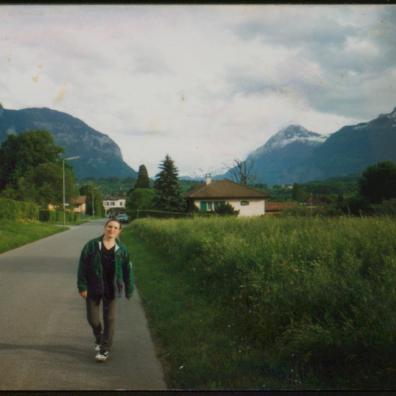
[[0, 4, 395, 177]]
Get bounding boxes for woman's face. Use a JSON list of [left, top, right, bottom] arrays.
[[104, 220, 121, 240]]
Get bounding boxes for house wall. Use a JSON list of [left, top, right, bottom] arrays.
[[193, 199, 265, 217], [229, 199, 265, 216], [73, 203, 86, 214], [103, 199, 126, 213]]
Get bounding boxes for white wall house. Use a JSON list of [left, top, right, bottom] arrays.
[[186, 176, 268, 217], [71, 195, 87, 215], [103, 198, 126, 214]]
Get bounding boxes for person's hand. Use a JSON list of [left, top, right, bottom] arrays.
[[79, 290, 88, 299]]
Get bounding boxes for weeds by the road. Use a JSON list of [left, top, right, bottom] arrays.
[[122, 231, 285, 390], [123, 216, 396, 390], [0, 220, 67, 253]]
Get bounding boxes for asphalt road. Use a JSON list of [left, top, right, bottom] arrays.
[[0, 219, 166, 390]]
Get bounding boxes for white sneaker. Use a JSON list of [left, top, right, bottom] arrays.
[[95, 350, 110, 362], [95, 343, 101, 352]]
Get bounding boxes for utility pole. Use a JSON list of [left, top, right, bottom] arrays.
[[62, 159, 66, 226], [62, 156, 80, 226], [92, 188, 95, 217]]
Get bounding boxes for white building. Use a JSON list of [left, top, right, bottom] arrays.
[[103, 198, 126, 215], [71, 195, 87, 215], [186, 176, 268, 217]]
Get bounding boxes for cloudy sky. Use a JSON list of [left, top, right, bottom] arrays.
[[1, 5, 396, 177]]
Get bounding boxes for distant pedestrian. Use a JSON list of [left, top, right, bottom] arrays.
[[77, 219, 134, 362]]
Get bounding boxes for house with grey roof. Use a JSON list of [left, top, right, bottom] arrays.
[[186, 175, 268, 217]]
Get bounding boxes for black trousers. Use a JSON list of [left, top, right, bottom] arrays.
[[86, 295, 117, 352]]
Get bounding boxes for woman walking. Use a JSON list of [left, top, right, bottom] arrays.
[[77, 218, 134, 362]]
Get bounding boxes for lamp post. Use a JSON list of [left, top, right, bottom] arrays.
[[92, 188, 95, 218], [62, 156, 80, 226]]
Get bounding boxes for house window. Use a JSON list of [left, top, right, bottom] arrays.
[[241, 200, 250, 206], [200, 201, 227, 211]]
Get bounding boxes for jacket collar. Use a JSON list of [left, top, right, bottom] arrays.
[[98, 236, 120, 252]]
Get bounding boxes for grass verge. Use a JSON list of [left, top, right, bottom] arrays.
[[0, 220, 68, 254], [123, 228, 294, 390]]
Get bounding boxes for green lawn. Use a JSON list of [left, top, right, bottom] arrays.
[[0, 221, 68, 254]]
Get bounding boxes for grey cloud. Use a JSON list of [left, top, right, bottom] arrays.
[[119, 128, 166, 137], [235, 12, 355, 49], [227, 76, 278, 96], [134, 54, 171, 75], [234, 6, 395, 74], [231, 7, 396, 120], [367, 7, 396, 66]]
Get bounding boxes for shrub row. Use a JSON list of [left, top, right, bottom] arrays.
[[130, 216, 396, 386], [38, 209, 80, 223], [0, 197, 39, 221]]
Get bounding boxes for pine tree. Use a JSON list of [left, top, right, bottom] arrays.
[[153, 154, 186, 212], [134, 164, 150, 189]]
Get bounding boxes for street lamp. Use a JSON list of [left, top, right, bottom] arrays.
[[92, 186, 95, 218], [63, 156, 80, 226]]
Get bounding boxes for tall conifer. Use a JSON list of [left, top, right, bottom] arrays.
[[134, 164, 150, 189], [153, 154, 186, 212]]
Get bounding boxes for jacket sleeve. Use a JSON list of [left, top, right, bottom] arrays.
[[122, 251, 135, 299], [77, 242, 89, 292]]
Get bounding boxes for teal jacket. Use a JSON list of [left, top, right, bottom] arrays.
[[77, 236, 134, 299]]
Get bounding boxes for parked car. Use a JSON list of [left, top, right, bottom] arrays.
[[115, 212, 129, 224]]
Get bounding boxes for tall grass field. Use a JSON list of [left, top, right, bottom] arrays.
[[125, 216, 396, 389]]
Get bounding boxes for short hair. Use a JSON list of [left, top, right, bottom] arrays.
[[105, 218, 122, 229]]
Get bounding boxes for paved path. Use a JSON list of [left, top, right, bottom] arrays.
[[0, 220, 166, 390]]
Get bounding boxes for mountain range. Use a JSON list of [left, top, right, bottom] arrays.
[[222, 107, 396, 185], [0, 106, 136, 179], [1, 105, 395, 184]]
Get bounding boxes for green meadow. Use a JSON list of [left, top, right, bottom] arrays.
[[123, 216, 396, 389]]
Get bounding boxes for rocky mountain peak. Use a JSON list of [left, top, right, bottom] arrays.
[[375, 106, 396, 122], [0, 107, 137, 179], [251, 124, 326, 158]]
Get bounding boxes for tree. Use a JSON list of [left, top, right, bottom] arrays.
[[126, 188, 155, 219], [359, 161, 396, 204], [79, 184, 105, 216], [292, 183, 309, 202], [0, 130, 79, 209], [21, 162, 76, 208], [0, 130, 63, 191], [228, 159, 256, 185], [153, 154, 186, 212], [134, 165, 150, 189]]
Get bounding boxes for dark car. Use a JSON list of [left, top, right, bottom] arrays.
[[115, 213, 129, 224]]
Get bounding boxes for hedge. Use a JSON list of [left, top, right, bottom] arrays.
[[0, 198, 39, 221]]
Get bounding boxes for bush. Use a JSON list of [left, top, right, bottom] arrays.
[[39, 209, 80, 223], [129, 216, 396, 386], [214, 202, 239, 216], [0, 197, 39, 221], [371, 198, 396, 216], [126, 188, 156, 220]]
